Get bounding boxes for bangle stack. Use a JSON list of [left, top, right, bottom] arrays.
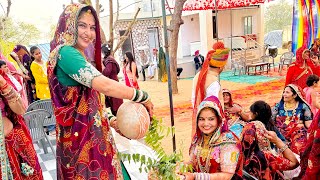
[[1, 86, 20, 103], [279, 144, 289, 154], [0, 82, 9, 92], [194, 173, 210, 180], [131, 89, 150, 104], [107, 109, 116, 123]]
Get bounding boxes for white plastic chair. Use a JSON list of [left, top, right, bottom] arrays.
[[26, 99, 55, 126], [23, 109, 56, 157], [231, 58, 246, 76], [279, 52, 294, 73]]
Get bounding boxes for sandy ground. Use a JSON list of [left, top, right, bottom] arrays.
[[136, 78, 252, 159], [130, 47, 290, 159], [138, 79, 250, 107]]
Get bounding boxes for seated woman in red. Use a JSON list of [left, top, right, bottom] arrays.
[[242, 101, 299, 179]]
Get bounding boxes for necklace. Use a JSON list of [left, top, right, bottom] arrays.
[[196, 132, 216, 173], [284, 101, 296, 109], [196, 145, 213, 173], [283, 101, 298, 125]]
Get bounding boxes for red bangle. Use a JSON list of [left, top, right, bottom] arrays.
[[0, 83, 8, 91]]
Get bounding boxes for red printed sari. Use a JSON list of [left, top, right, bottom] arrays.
[[0, 70, 42, 179]]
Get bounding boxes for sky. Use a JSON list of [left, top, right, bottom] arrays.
[[0, 0, 288, 44], [0, 0, 136, 43]]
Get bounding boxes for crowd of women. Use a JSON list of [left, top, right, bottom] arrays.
[[181, 39, 320, 180], [0, 42, 55, 178], [1, 2, 320, 180]]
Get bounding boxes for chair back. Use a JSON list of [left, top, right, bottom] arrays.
[[23, 109, 51, 142], [239, 57, 246, 67], [281, 52, 294, 61], [260, 55, 271, 63], [26, 99, 55, 126], [230, 59, 238, 69]]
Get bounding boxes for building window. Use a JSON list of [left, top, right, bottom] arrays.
[[147, 27, 160, 54], [244, 16, 252, 35]]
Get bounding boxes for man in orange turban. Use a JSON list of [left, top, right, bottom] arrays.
[[191, 42, 230, 135]]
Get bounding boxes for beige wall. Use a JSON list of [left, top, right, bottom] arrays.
[[180, 14, 201, 57], [177, 6, 264, 59], [217, 7, 262, 40]]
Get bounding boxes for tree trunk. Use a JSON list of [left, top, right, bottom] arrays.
[[168, 0, 187, 94], [111, 8, 141, 56], [108, 0, 114, 50], [6, 0, 12, 17], [95, 0, 107, 44]]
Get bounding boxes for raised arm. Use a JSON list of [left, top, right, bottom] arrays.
[[0, 75, 26, 115], [58, 46, 153, 116], [265, 130, 299, 169]]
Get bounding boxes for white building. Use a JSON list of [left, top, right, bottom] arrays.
[[101, 1, 266, 77]]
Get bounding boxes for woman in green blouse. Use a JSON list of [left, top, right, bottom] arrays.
[[48, 4, 153, 179]]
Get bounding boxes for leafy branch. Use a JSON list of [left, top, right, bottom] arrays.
[[119, 116, 192, 180]]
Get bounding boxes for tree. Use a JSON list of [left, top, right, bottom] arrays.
[[264, 0, 292, 33], [167, 0, 187, 94], [0, 17, 40, 45], [49, 24, 57, 40], [107, 0, 140, 56], [111, 8, 140, 56], [6, 0, 12, 17]]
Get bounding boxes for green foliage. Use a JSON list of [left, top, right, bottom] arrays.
[[118, 117, 192, 180], [264, 0, 293, 33], [48, 24, 57, 41], [0, 16, 40, 45]]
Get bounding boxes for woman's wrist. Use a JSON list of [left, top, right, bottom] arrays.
[[278, 144, 289, 154], [0, 82, 9, 92], [274, 138, 285, 148], [131, 89, 150, 104]]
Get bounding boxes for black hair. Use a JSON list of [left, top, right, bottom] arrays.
[[124, 52, 139, 78], [78, 6, 96, 23], [285, 86, 301, 102], [101, 44, 111, 58], [30, 46, 40, 61], [250, 101, 277, 132], [306, 74, 320, 87], [0, 60, 6, 68]]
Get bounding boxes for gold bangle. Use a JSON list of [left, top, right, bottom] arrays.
[[1, 86, 13, 96]]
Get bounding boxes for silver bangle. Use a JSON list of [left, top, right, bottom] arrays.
[[279, 144, 289, 154], [195, 173, 210, 180]]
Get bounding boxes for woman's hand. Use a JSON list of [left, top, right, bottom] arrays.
[[228, 105, 242, 114], [110, 120, 119, 131], [142, 100, 154, 117], [265, 130, 281, 144], [23, 74, 31, 80], [0, 75, 7, 88], [183, 172, 195, 180]]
